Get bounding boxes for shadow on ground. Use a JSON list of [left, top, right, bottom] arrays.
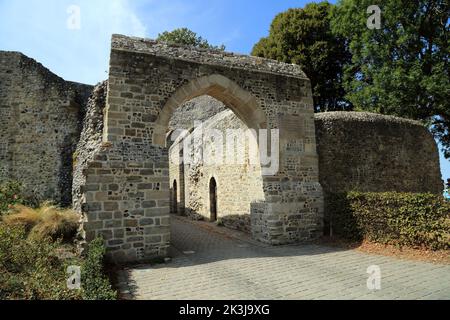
[[117, 214, 357, 299]]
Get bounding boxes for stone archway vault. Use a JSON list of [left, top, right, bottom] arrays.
[[77, 34, 324, 263], [152, 74, 267, 146]]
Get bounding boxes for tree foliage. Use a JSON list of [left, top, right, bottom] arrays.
[[331, 0, 450, 158], [252, 2, 353, 112], [157, 28, 225, 51]]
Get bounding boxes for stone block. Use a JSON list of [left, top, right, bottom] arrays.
[[104, 202, 119, 211]]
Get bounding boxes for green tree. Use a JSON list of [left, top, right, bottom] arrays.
[[157, 28, 225, 51], [252, 2, 353, 112], [331, 0, 450, 158]]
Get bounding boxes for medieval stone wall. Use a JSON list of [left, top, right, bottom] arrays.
[[170, 106, 444, 236], [315, 112, 443, 196], [168, 95, 227, 132], [0, 51, 92, 205], [315, 112, 443, 234], [167, 96, 227, 217], [72, 81, 108, 213]]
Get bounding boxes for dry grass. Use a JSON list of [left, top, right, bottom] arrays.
[[2, 205, 41, 231], [2, 202, 80, 242]]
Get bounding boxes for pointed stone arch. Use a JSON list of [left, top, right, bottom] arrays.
[[153, 74, 267, 146]]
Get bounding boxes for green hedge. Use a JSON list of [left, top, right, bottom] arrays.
[[326, 192, 450, 250]]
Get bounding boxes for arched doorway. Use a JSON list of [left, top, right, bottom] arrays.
[[152, 74, 268, 147], [209, 177, 217, 222], [172, 180, 178, 214], [159, 75, 268, 227]]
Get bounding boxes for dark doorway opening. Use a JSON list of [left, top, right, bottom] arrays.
[[209, 177, 217, 222], [172, 180, 178, 214]]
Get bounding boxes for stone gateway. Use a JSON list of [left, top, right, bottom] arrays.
[[74, 34, 324, 263], [0, 34, 443, 264]]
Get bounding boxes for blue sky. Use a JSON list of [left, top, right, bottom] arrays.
[[0, 0, 448, 182]]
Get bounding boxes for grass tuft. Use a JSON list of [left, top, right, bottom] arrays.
[[3, 202, 80, 242]]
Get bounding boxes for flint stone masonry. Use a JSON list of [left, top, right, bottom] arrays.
[[315, 112, 443, 195], [75, 34, 323, 263], [0, 51, 92, 205]]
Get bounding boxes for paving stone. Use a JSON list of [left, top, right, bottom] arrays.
[[117, 216, 450, 300]]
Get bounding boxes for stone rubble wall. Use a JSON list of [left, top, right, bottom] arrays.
[[168, 95, 227, 132], [315, 112, 443, 195], [112, 34, 308, 78], [170, 102, 445, 235], [0, 51, 92, 205], [0, 45, 443, 265], [72, 81, 108, 214]]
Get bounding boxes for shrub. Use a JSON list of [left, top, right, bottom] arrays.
[[81, 237, 117, 300], [3, 202, 80, 242], [0, 181, 23, 215], [0, 223, 82, 300], [0, 224, 117, 300], [326, 192, 450, 250]]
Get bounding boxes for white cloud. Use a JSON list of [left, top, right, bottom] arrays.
[[94, 0, 147, 37], [0, 0, 238, 84], [0, 0, 148, 84]]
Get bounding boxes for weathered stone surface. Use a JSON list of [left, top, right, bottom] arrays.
[[111, 34, 308, 78], [170, 103, 445, 237], [0, 51, 92, 205], [168, 95, 227, 133], [315, 112, 443, 195], [72, 81, 107, 213]]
